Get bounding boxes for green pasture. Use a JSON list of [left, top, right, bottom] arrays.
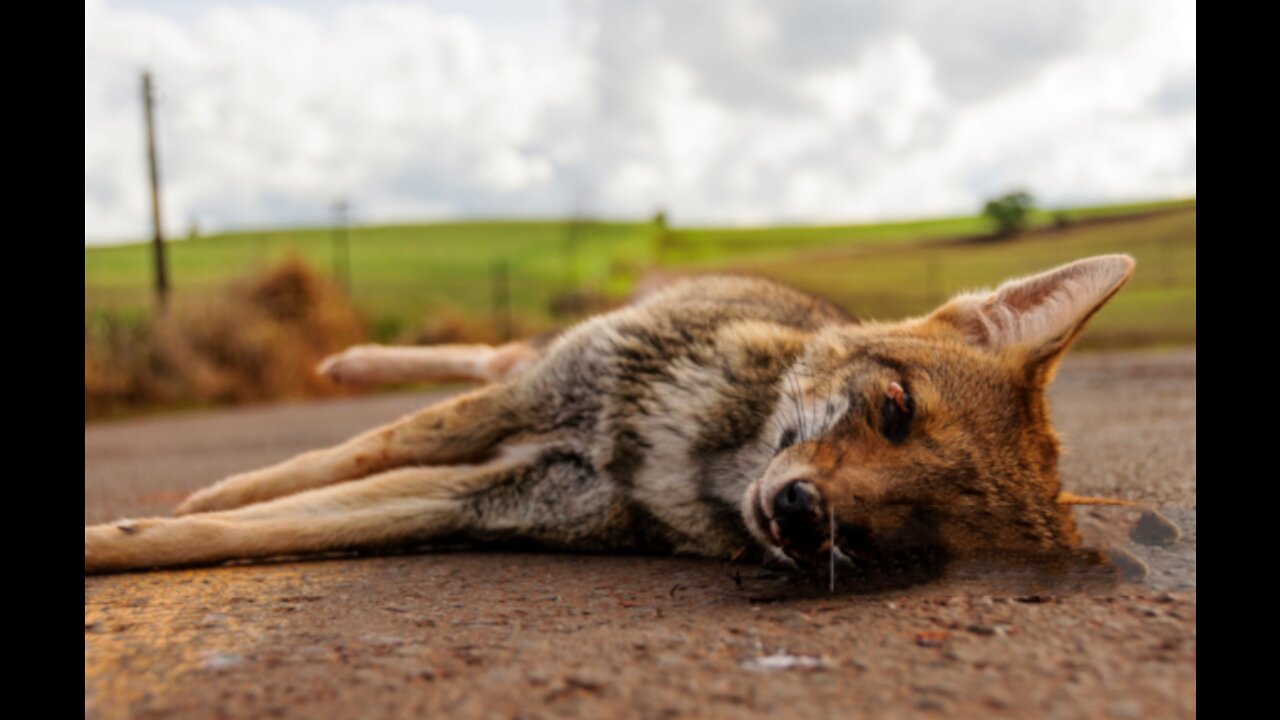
[[747, 209, 1196, 348], [85, 198, 1195, 346], [665, 198, 1194, 263]]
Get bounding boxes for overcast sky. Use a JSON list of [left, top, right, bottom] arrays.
[[85, 0, 1196, 244]]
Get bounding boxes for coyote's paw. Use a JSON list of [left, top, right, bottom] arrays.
[[316, 345, 380, 385], [86, 519, 160, 574], [174, 483, 242, 516]]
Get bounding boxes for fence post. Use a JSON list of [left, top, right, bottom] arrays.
[[926, 255, 941, 307], [332, 200, 350, 293]]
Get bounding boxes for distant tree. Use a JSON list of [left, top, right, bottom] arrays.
[[652, 209, 672, 262], [983, 191, 1035, 238]]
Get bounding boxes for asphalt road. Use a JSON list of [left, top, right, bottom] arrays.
[[85, 349, 1196, 719]]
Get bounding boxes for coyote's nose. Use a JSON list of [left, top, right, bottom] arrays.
[[773, 480, 818, 522], [771, 480, 824, 554]]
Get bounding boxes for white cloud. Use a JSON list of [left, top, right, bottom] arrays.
[[84, 0, 1195, 243], [85, 0, 588, 240]]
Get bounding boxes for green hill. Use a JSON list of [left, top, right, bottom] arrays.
[[85, 198, 1195, 346]]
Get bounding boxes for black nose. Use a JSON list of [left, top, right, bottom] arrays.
[[773, 480, 818, 521], [772, 480, 824, 554]]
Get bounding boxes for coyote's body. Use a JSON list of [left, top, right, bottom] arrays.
[[85, 256, 1137, 574]]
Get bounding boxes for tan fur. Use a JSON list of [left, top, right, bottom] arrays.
[[90, 447, 542, 572], [86, 255, 1138, 574], [318, 341, 541, 385], [174, 385, 519, 515]]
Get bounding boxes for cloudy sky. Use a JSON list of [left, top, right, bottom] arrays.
[[85, 0, 1196, 244]]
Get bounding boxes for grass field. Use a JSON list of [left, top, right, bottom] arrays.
[[742, 209, 1196, 348], [85, 198, 1196, 346], [666, 198, 1194, 262]]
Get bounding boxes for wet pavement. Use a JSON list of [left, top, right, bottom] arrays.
[[85, 349, 1196, 719]]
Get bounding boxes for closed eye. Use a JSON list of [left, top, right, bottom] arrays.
[[776, 428, 797, 454], [880, 381, 913, 444]]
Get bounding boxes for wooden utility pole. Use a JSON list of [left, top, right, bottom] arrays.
[[142, 71, 170, 310]]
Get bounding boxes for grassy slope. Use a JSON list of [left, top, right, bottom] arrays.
[[744, 209, 1196, 348], [86, 221, 661, 332], [85, 198, 1195, 346], [663, 197, 1195, 261]]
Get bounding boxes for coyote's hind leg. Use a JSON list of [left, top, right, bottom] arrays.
[[175, 384, 521, 516], [318, 341, 542, 386], [88, 446, 542, 573]]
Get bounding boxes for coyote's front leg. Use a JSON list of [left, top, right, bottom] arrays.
[[317, 341, 544, 385], [87, 446, 543, 573], [175, 384, 520, 515]]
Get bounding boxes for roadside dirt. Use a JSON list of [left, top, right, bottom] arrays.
[[85, 350, 1196, 719]]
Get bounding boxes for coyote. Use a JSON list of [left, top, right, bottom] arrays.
[[85, 255, 1141, 574]]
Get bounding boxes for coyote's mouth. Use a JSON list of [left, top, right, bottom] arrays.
[[745, 478, 945, 577], [745, 484, 953, 592], [746, 478, 840, 566]]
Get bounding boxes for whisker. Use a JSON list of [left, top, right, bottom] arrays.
[[832, 546, 856, 571], [829, 508, 836, 592], [784, 373, 798, 442], [788, 372, 807, 443], [793, 371, 803, 440]]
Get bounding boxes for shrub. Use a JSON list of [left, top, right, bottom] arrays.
[[85, 257, 365, 419]]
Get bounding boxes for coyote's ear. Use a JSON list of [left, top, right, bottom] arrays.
[[927, 255, 1135, 381]]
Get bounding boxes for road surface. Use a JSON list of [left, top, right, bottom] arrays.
[[85, 350, 1196, 719]]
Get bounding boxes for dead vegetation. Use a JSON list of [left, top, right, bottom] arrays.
[[85, 258, 365, 419]]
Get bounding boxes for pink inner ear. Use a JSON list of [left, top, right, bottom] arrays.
[[976, 255, 1135, 353], [997, 270, 1072, 314]]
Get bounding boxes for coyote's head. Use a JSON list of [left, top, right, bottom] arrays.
[[742, 255, 1136, 567]]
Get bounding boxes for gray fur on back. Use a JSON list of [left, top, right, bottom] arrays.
[[464, 276, 854, 556]]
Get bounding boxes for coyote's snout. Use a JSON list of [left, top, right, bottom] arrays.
[[86, 255, 1138, 576]]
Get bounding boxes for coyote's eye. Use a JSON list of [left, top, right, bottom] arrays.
[[776, 428, 797, 454], [880, 381, 913, 444]]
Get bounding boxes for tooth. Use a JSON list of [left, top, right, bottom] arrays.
[[758, 484, 772, 520], [832, 546, 857, 570], [764, 546, 798, 570]]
